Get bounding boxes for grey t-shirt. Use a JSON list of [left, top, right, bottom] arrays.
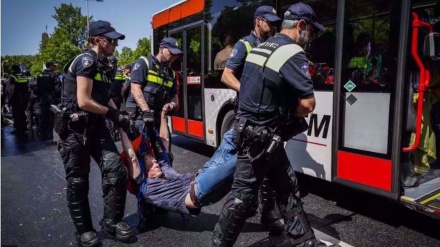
[[144, 160, 193, 215]]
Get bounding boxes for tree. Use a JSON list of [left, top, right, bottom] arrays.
[[30, 3, 86, 75], [52, 3, 88, 47], [132, 38, 152, 61], [118, 46, 134, 66]]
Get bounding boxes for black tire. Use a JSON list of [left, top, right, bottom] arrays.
[[220, 110, 236, 140]]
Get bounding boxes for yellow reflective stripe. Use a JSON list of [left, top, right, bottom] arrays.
[[239, 39, 253, 54], [94, 73, 102, 81], [147, 74, 173, 87], [114, 74, 125, 80], [246, 53, 267, 67], [265, 44, 303, 72], [11, 75, 28, 83]]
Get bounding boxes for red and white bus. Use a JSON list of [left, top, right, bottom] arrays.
[[152, 0, 440, 219]]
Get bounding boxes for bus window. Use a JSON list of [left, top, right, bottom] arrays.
[[343, 0, 395, 92], [186, 26, 203, 121]]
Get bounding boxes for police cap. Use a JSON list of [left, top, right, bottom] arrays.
[[160, 37, 183, 55], [284, 2, 325, 31], [254, 5, 281, 23], [89, 20, 125, 40]]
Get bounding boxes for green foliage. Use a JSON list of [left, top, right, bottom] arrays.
[[118, 46, 134, 67], [1, 55, 36, 76], [52, 3, 88, 47], [132, 38, 152, 62]]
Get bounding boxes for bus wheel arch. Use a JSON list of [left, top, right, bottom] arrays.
[[217, 107, 236, 144]]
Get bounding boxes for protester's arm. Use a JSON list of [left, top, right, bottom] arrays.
[[160, 103, 172, 153]]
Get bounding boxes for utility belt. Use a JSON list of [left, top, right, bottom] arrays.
[[233, 118, 282, 163], [51, 104, 90, 142]]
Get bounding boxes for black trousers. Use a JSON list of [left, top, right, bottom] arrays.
[[58, 119, 128, 234], [230, 138, 313, 240], [36, 94, 53, 136], [12, 93, 29, 131]]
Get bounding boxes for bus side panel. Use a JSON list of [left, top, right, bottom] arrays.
[[337, 151, 392, 191], [285, 91, 333, 181], [204, 88, 237, 147], [152, 0, 205, 29]]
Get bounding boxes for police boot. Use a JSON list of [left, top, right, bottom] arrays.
[[211, 196, 256, 247], [100, 170, 133, 241], [277, 197, 320, 247], [67, 178, 101, 247], [259, 177, 285, 236]]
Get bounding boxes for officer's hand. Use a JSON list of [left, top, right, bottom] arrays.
[[106, 106, 130, 129], [142, 110, 155, 125]]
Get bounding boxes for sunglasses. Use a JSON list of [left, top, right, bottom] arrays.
[[101, 37, 118, 46]]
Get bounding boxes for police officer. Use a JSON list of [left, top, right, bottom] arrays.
[[108, 56, 125, 109], [55, 20, 133, 246], [211, 3, 327, 246], [36, 61, 58, 138], [222, 5, 280, 91], [221, 5, 285, 235], [122, 64, 132, 102], [125, 37, 180, 153], [8, 64, 29, 134]]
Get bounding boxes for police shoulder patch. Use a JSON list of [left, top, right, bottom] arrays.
[[301, 62, 310, 78], [230, 48, 238, 58], [133, 63, 141, 71], [82, 56, 94, 68]]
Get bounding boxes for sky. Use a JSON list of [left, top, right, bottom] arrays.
[[1, 0, 180, 56]]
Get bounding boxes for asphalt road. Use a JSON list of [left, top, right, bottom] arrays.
[[1, 125, 439, 247]]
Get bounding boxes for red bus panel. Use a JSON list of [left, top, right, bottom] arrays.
[[337, 151, 392, 191], [187, 119, 204, 138], [152, 0, 205, 29], [171, 116, 186, 133]]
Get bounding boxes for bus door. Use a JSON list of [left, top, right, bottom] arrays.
[[169, 22, 205, 140], [332, 0, 403, 200]]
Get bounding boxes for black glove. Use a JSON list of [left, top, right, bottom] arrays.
[[142, 110, 155, 125], [106, 106, 130, 129]]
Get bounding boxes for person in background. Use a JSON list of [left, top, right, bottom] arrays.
[[8, 64, 29, 135], [35, 61, 58, 139], [214, 34, 234, 70]]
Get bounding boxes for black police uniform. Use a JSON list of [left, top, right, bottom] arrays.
[[212, 33, 320, 247], [36, 69, 58, 137], [56, 49, 131, 241], [109, 69, 125, 109], [226, 31, 261, 78], [226, 30, 285, 234], [125, 55, 177, 151], [26, 77, 38, 129], [8, 71, 29, 133]]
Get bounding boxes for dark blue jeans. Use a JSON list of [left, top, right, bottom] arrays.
[[194, 129, 237, 206]]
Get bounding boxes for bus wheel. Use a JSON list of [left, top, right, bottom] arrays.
[[220, 110, 236, 139]]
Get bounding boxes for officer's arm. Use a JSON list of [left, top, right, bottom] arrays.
[[221, 68, 240, 92], [76, 75, 109, 114], [131, 83, 149, 112], [296, 97, 315, 117]]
